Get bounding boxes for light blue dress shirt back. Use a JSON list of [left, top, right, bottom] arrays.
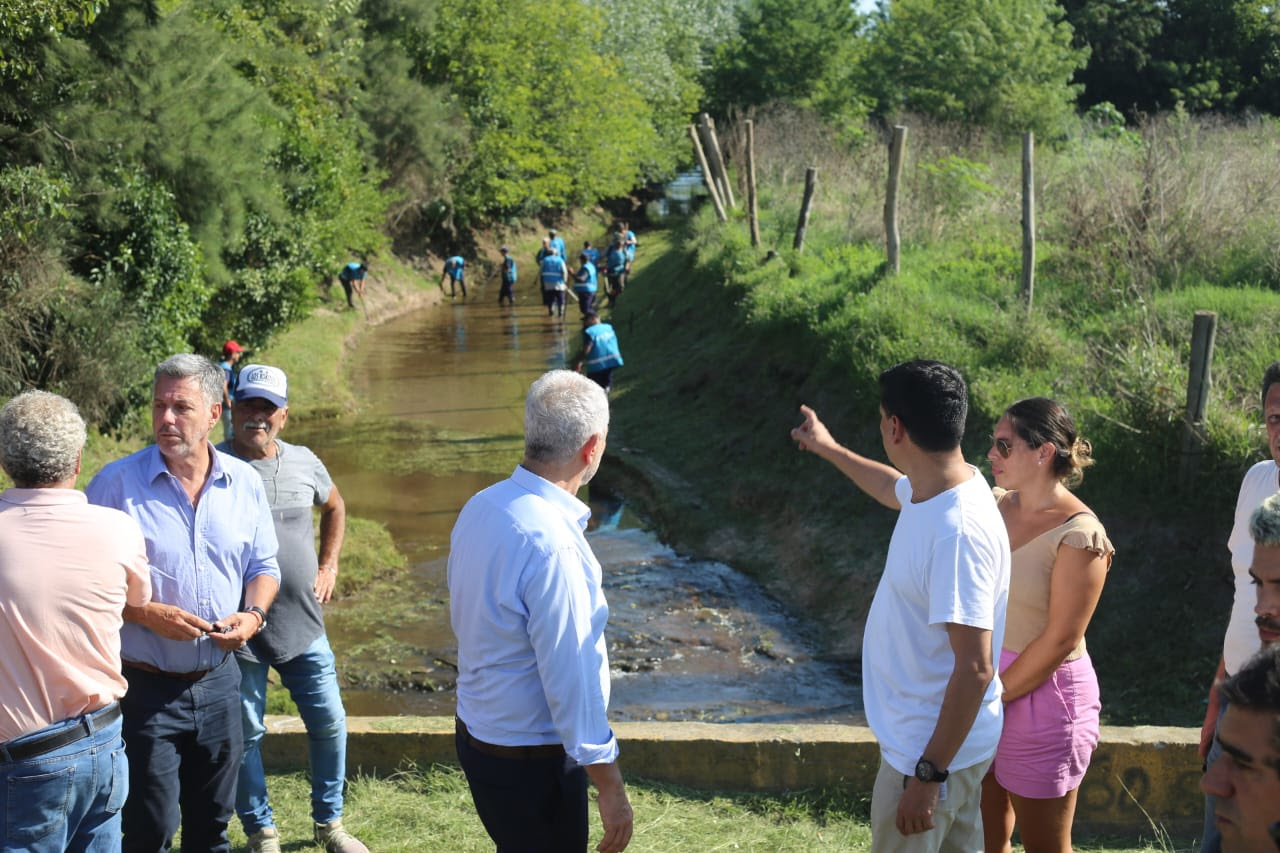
[[448, 465, 619, 767], [86, 443, 280, 674]]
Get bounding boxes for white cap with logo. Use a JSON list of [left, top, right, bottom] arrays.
[[235, 364, 288, 408]]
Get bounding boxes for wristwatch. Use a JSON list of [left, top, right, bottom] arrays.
[[241, 605, 268, 635], [914, 758, 949, 784]]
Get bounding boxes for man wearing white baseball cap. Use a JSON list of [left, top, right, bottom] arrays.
[[218, 364, 367, 853]]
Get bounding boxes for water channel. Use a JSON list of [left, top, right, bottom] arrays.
[[289, 295, 863, 724]]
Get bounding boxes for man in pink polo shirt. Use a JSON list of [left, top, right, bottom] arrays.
[[0, 390, 152, 849]]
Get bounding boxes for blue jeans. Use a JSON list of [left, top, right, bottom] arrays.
[[236, 633, 348, 832], [0, 704, 127, 852], [121, 654, 243, 852]]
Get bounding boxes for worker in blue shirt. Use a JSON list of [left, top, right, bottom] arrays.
[[572, 251, 598, 317], [539, 247, 569, 318], [576, 312, 624, 392], [337, 262, 367, 309], [497, 246, 517, 307], [605, 237, 628, 308], [548, 229, 568, 266], [441, 255, 466, 299]]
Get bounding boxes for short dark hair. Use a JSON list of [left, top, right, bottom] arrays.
[[878, 360, 968, 452], [1219, 643, 1280, 777], [1263, 361, 1280, 408]]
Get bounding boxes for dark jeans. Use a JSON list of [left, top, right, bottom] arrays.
[[499, 281, 515, 305], [575, 291, 596, 316], [587, 369, 615, 392], [455, 720, 587, 852], [542, 289, 566, 316], [606, 272, 626, 305], [121, 655, 242, 853]]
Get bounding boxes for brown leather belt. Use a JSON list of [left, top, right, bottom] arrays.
[[0, 703, 122, 763], [456, 718, 565, 760], [122, 660, 212, 682]]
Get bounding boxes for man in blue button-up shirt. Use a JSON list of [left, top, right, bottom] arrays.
[[449, 369, 633, 853], [87, 353, 280, 853]]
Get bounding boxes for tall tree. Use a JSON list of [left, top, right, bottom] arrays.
[[704, 0, 870, 128], [0, 0, 101, 77], [1161, 0, 1280, 113], [587, 0, 737, 179], [1060, 0, 1166, 116], [423, 0, 662, 220], [864, 0, 1087, 137]]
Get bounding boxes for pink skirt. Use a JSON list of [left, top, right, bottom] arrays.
[[992, 648, 1101, 799]]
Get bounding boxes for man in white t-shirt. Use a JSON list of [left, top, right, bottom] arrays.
[[1199, 360, 1280, 853], [792, 359, 1010, 852]]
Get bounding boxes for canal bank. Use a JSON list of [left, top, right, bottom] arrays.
[[259, 233, 1210, 840], [264, 230, 863, 722], [258, 716, 1202, 837]]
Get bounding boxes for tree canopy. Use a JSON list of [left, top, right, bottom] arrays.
[[863, 0, 1087, 136], [5, 0, 1280, 427]]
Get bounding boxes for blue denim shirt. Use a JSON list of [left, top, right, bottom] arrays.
[[86, 443, 280, 673]]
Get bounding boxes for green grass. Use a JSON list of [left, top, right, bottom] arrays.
[[209, 767, 1189, 852], [600, 220, 1234, 726]]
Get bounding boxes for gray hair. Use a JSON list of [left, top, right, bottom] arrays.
[[524, 370, 609, 464], [1252, 493, 1280, 548], [0, 390, 87, 487], [155, 353, 225, 410]]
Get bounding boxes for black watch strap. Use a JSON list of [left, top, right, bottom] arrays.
[[914, 758, 949, 783], [242, 605, 267, 634]]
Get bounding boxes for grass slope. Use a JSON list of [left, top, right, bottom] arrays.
[[603, 225, 1226, 726]]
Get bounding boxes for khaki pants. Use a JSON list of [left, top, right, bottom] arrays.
[[870, 754, 991, 853]]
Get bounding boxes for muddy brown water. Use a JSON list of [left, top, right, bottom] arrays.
[[289, 297, 863, 723]]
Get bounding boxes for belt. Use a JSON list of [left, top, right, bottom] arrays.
[[455, 718, 565, 761], [122, 660, 212, 682], [0, 703, 122, 763]]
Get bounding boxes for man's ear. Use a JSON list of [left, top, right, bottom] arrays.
[[582, 432, 604, 462], [885, 414, 906, 445]]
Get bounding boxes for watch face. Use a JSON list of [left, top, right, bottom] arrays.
[[915, 760, 932, 781]]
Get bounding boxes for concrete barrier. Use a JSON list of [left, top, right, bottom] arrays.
[[260, 717, 1202, 836]]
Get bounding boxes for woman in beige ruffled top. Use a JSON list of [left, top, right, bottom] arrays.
[[980, 397, 1114, 853]]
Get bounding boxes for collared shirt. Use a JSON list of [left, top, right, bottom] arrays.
[[0, 488, 151, 741], [86, 443, 280, 674], [448, 465, 618, 767]]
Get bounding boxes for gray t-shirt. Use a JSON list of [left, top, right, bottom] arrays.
[[218, 438, 333, 665]]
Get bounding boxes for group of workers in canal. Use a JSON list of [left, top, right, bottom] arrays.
[[423, 223, 632, 392]]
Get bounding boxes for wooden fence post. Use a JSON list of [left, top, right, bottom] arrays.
[[1180, 310, 1218, 487], [1021, 131, 1036, 309], [884, 125, 907, 274], [699, 113, 736, 209], [746, 119, 761, 248], [689, 125, 727, 222], [794, 167, 817, 252]]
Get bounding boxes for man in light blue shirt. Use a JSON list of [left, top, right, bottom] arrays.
[[449, 369, 633, 853], [87, 353, 280, 853]]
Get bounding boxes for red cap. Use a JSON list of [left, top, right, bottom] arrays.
[[222, 340, 245, 356]]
